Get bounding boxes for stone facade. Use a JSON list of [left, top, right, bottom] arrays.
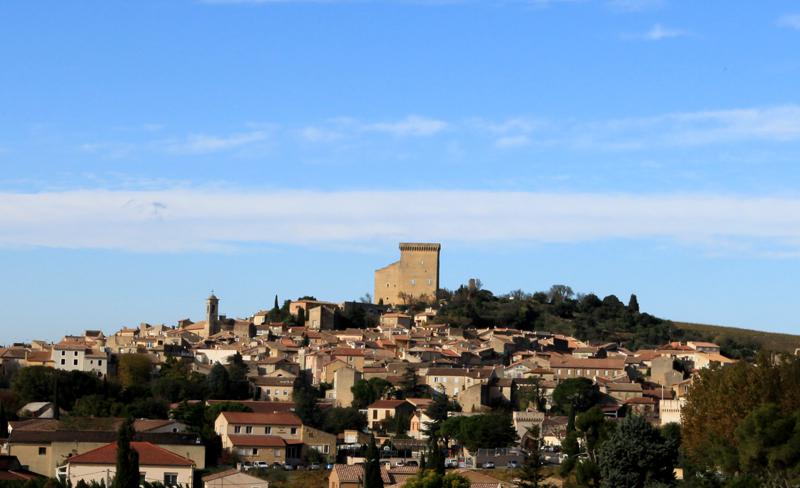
[[374, 243, 441, 306]]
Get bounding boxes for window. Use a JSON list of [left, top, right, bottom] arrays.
[[373, 410, 378, 419], [60, 359, 65, 365], [274, 449, 281, 457], [323, 445, 330, 454], [61, 351, 65, 356], [410, 279, 416, 286], [266, 426, 272, 434], [290, 427, 297, 435], [234, 426, 241, 434], [251, 448, 258, 455], [427, 279, 432, 285], [163, 473, 178, 487], [38, 447, 46, 455], [245, 426, 253, 434], [98, 360, 102, 366], [73, 359, 78, 366], [74, 351, 78, 356]]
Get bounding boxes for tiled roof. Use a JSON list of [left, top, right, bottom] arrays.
[[332, 464, 391, 484], [368, 399, 410, 409], [220, 411, 302, 426], [67, 442, 194, 466]]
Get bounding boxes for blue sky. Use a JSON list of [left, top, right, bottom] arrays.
[[1, 0, 800, 342]]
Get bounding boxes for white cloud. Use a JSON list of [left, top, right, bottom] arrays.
[[777, 14, 800, 30], [495, 135, 532, 148], [165, 131, 268, 154], [2, 189, 800, 255], [299, 126, 344, 143], [362, 115, 448, 137], [564, 105, 800, 149], [641, 23, 689, 41]]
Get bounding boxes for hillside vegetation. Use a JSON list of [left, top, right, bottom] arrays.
[[395, 282, 800, 357], [673, 321, 800, 354]]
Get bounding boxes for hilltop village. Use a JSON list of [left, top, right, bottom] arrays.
[[0, 243, 795, 488]]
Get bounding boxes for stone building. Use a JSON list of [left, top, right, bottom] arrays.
[[374, 243, 441, 306]]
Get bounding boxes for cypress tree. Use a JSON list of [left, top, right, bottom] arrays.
[[113, 418, 140, 488], [363, 437, 384, 488], [0, 404, 8, 438], [52, 376, 60, 420]]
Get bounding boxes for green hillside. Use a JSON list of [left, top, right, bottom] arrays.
[[673, 321, 800, 354]]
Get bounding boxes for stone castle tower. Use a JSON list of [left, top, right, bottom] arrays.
[[204, 293, 220, 337], [374, 243, 441, 306]]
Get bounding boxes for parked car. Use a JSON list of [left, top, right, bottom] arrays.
[[482, 461, 495, 469], [241, 462, 255, 471], [405, 461, 418, 467], [253, 461, 270, 470], [445, 459, 459, 469], [506, 460, 519, 469], [282, 463, 295, 471], [308, 463, 322, 470]]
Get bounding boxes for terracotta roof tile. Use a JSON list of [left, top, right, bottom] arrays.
[[67, 442, 193, 467]]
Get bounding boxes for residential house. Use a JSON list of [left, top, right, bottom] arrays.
[[63, 442, 194, 488], [203, 468, 269, 488], [548, 357, 627, 380], [6, 418, 205, 477], [367, 400, 415, 430]]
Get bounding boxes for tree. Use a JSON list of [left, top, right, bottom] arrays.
[[0, 403, 8, 438], [363, 437, 384, 488], [293, 372, 323, 428], [551, 378, 599, 414], [112, 418, 140, 488], [399, 368, 423, 398], [322, 407, 367, 434], [517, 426, 551, 488], [547, 284, 574, 303], [206, 363, 231, 399], [117, 354, 153, 388], [226, 353, 250, 399], [598, 415, 677, 488], [734, 403, 800, 485], [681, 354, 800, 473], [438, 413, 517, 452], [628, 294, 640, 313], [352, 377, 393, 410], [404, 470, 470, 488]]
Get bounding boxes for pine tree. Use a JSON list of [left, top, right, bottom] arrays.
[[363, 437, 384, 488], [113, 418, 140, 488]]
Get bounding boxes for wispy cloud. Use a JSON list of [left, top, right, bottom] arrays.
[[777, 13, 800, 30], [362, 115, 448, 137], [628, 23, 689, 41], [2, 189, 800, 255], [164, 131, 269, 154]]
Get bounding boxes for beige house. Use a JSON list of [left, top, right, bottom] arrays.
[[51, 339, 109, 378], [374, 243, 440, 306], [64, 442, 194, 488], [549, 357, 627, 380], [214, 411, 336, 464], [7, 418, 205, 477], [366, 399, 415, 430], [203, 468, 268, 488]]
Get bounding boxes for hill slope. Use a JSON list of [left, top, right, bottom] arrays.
[[673, 321, 800, 354]]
